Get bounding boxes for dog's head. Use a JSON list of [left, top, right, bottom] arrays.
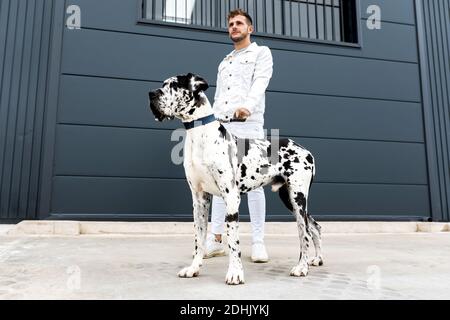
[[149, 73, 209, 122]]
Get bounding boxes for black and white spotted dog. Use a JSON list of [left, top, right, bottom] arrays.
[[149, 73, 323, 285]]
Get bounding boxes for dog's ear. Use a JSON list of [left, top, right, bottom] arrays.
[[188, 73, 209, 94]]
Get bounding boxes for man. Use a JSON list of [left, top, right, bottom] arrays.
[[205, 9, 274, 263]]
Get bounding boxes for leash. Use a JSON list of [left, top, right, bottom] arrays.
[[219, 118, 247, 123]]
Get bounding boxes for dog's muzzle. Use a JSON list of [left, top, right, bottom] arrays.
[[149, 90, 172, 122]]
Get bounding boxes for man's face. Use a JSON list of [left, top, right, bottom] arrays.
[[228, 15, 253, 43]]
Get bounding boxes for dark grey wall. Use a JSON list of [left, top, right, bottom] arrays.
[[416, 0, 450, 222], [2, 0, 447, 221], [0, 0, 55, 222], [41, 0, 428, 221]]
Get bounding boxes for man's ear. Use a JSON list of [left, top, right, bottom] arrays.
[[188, 73, 209, 94]]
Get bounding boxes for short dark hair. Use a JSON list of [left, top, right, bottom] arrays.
[[227, 9, 253, 26]]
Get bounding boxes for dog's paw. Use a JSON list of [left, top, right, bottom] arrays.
[[290, 262, 309, 277], [178, 265, 200, 278], [225, 267, 245, 285], [308, 256, 324, 267]]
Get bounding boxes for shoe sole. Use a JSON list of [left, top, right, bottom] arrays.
[[251, 257, 269, 263], [203, 250, 226, 259]]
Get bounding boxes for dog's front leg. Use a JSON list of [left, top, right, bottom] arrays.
[[223, 191, 245, 285], [178, 191, 211, 278]]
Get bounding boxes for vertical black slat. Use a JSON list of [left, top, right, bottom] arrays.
[[331, 0, 335, 41], [314, 0, 319, 39], [306, 0, 310, 38], [339, 0, 344, 41], [323, 0, 327, 40], [201, 0, 203, 26], [152, 0, 156, 20], [142, 0, 147, 18], [281, 0, 285, 35], [341, 0, 356, 43], [210, 0, 213, 26]]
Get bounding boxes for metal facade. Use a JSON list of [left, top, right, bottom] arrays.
[[0, 0, 448, 221]]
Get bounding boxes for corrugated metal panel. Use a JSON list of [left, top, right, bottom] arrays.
[[416, 0, 450, 221], [0, 0, 54, 220]]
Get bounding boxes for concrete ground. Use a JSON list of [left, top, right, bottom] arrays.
[[0, 229, 449, 300]]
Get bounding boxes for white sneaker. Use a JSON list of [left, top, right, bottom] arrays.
[[203, 233, 226, 259], [251, 242, 269, 263]]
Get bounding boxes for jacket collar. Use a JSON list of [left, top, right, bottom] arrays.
[[226, 42, 258, 59]]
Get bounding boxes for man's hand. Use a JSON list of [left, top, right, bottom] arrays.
[[234, 107, 251, 120]]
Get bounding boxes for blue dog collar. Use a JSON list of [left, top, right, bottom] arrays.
[[183, 114, 217, 130]]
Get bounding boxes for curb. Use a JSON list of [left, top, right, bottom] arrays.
[[4, 221, 450, 236]]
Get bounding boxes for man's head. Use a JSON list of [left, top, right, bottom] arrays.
[[227, 9, 254, 43]]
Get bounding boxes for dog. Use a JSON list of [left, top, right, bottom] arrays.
[[149, 73, 323, 285]]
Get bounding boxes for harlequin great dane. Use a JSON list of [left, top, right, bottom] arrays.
[[149, 73, 323, 285]]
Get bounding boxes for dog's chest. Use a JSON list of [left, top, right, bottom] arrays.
[[183, 124, 225, 195]]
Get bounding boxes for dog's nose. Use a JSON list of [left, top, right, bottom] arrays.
[[149, 91, 156, 99]]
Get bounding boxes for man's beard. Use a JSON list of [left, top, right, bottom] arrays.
[[230, 33, 247, 43]]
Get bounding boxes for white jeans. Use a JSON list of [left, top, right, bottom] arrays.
[[211, 188, 266, 244], [210, 122, 266, 244]]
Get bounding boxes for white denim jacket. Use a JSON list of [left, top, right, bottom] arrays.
[[213, 42, 273, 135]]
